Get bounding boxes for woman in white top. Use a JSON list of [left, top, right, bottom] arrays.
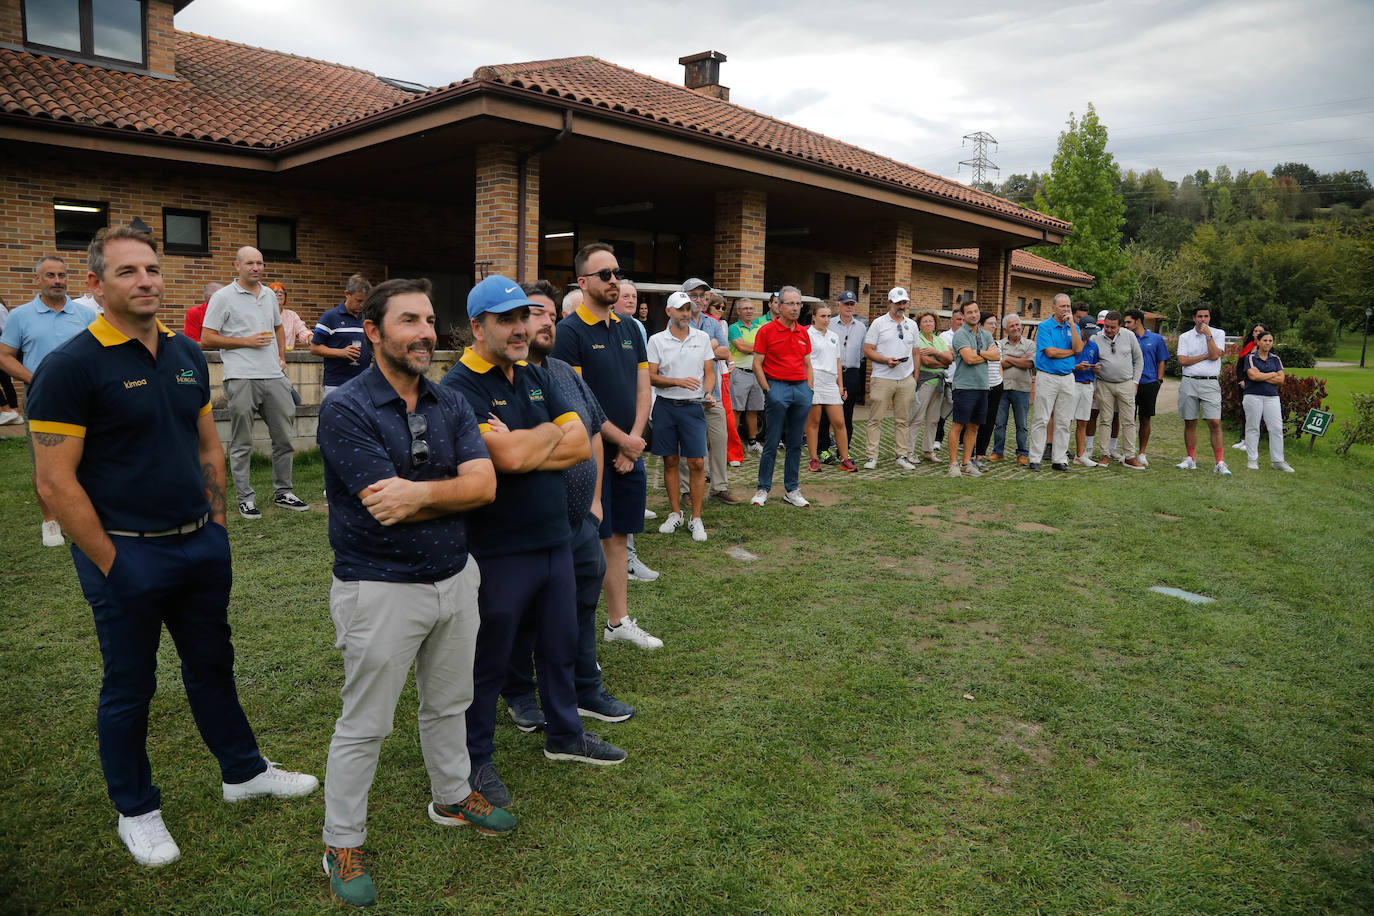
[[804, 305, 855, 472], [974, 313, 1003, 461]]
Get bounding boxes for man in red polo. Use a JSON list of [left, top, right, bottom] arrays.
[[750, 285, 813, 508]]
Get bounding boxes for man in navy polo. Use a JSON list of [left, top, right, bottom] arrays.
[[444, 275, 627, 812], [0, 254, 98, 546], [553, 242, 663, 650], [1027, 293, 1083, 471], [311, 273, 373, 398], [27, 227, 317, 870]]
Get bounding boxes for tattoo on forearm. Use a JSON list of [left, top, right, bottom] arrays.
[[32, 432, 69, 447], [202, 462, 226, 516]]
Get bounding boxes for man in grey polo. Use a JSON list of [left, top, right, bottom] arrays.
[[1089, 311, 1146, 469], [202, 246, 309, 519]]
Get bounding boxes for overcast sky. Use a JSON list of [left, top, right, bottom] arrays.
[[179, 0, 1374, 186]]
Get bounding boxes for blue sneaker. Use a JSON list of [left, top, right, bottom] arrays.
[[577, 689, 636, 723], [505, 694, 544, 733]]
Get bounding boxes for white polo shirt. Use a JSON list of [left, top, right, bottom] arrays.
[[647, 326, 714, 400], [808, 325, 841, 376], [864, 313, 917, 381], [1177, 326, 1226, 377]]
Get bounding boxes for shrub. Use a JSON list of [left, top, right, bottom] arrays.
[[1294, 303, 1338, 356], [1334, 393, 1374, 456], [1220, 363, 1326, 439], [1272, 339, 1316, 368]]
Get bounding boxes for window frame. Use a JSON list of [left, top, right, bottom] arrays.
[[162, 207, 210, 256], [22, 0, 149, 69], [256, 216, 298, 261]]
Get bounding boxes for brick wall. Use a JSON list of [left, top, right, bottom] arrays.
[[1, 147, 471, 332], [766, 246, 871, 317], [868, 220, 913, 317], [0, 0, 21, 46], [473, 143, 539, 282], [714, 189, 766, 290], [147, 0, 177, 75]]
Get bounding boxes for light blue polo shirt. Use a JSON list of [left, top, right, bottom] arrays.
[[0, 296, 97, 372]]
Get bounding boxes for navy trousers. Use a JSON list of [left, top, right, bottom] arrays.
[[757, 378, 812, 493], [71, 523, 266, 816], [467, 544, 580, 766], [503, 515, 606, 706]]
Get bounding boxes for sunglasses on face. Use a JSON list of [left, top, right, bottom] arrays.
[[578, 268, 626, 283], [407, 411, 430, 466]]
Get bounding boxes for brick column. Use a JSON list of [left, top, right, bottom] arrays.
[[976, 247, 1010, 317], [868, 219, 913, 321], [474, 143, 539, 281], [714, 190, 766, 290]]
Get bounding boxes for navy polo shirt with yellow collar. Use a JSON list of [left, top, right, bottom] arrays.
[[317, 363, 490, 583], [25, 315, 212, 532], [440, 348, 580, 559], [551, 302, 647, 433]]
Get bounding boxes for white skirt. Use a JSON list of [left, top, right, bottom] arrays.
[[812, 369, 842, 405]]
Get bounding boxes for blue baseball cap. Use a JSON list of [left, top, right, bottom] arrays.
[[836, 290, 858, 304], [467, 275, 532, 319]]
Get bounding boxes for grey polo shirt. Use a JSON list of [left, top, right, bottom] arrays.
[[1089, 329, 1143, 383], [831, 315, 867, 368], [999, 336, 1035, 392], [204, 280, 284, 379]]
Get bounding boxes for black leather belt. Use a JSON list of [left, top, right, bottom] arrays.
[[1185, 375, 1219, 380]]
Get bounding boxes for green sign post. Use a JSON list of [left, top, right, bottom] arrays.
[[1302, 407, 1333, 452]]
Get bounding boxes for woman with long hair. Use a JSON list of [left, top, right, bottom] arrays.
[[804, 304, 856, 471], [1232, 323, 1266, 450]]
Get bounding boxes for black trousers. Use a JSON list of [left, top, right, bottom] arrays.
[[819, 364, 864, 451]]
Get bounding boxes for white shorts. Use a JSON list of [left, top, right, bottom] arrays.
[[811, 369, 842, 406], [1072, 381, 1096, 421]]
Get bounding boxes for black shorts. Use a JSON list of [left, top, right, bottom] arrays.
[[951, 388, 989, 426], [1136, 380, 1161, 419]]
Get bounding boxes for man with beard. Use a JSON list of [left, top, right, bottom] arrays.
[[444, 275, 626, 814], [498, 279, 637, 742], [317, 277, 510, 907], [553, 243, 662, 649]]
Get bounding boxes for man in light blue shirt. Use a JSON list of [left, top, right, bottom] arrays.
[[0, 254, 97, 546], [1027, 293, 1082, 471]]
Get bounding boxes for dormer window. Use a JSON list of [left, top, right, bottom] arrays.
[[24, 0, 147, 68]]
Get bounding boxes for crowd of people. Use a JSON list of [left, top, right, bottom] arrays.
[[9, 229, 1301, 907]]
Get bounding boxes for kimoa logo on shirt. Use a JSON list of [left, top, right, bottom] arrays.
[[591, 343, 606, 350], [174, 368, 198, 385], [491, 398, 508, 407], [123, 378, 148, 389]]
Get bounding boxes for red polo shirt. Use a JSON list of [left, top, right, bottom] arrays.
[[753, 318, 811, 381]]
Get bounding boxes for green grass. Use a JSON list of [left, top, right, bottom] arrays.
[[1326, 336, 1372, 366], [2, 416, 1373, 914]]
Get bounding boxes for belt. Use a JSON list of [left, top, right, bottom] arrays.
[[1075, 380, 1092, 385], [107, 513, 210, 539], [662, 398, 704, 407], [736, 366, 753, 372], [1185, 375, 1219, 380]]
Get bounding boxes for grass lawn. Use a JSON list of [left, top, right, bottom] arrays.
[[2, 410, 1372, 914]]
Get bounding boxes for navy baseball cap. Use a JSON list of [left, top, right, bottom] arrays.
[[468, 275, 532, 319], [837, 290, 858, 304]]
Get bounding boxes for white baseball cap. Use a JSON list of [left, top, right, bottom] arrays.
[[666, 291, 692, 311], [888, 287, 910, 303], [1097, 309, 1109, 325]]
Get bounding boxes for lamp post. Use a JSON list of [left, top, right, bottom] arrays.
[[1362, 305, 1371, 369]]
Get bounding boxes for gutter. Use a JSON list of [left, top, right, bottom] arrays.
[[517, 109, 573, 281]]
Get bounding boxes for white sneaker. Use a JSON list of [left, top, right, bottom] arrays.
[[222, 760, 319, 802], [747, 441, 764, 455], [895, 455, 916, 471], [118, 809, 180, 867], [1072, 455, 1097, 467], [1247, 460, 1259, 470], [1138, 454, 1150, 467], [41, 519, 63, 547], [932, 441, 942, 451], [728, 460, 741, 468], [688, 517, 707, 542], [862, 458, 878, 470], [1231, 441, 1247, 451], [961, 462, 982, 478], [643, 508, 657, 520], [1273, 461, 1295, 473], [1175, 456, 1196, 470], [751, 488, 768, 506], [657, 511, 684, 534], [1214, 461, 1232, 477], [604, 618, 663, 649], [0, 409, 19, 425], [947, 464, 962, 477], [627, 551, 660, 582], [782, 489, 810, 508]]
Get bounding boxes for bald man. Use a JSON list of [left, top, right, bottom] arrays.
[[203, 246, 308, 519]]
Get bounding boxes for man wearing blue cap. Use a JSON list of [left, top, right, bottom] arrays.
[[443, 275, 627, 811]]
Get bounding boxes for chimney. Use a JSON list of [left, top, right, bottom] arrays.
[[679, 51, 729, 102]]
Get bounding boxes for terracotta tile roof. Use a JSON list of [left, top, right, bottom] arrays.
[[0, 32, 413, 147], [921, 248, 1094, 285], [471, 56, 1070, 233]]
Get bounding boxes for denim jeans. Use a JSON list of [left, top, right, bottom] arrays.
[[757, 378, 812, 492], [993, 388, 1030, 457]]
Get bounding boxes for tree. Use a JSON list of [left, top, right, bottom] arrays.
[[1032, 104, 1130, 310]]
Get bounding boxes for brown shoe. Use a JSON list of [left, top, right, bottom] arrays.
[[709, 489, 741, 505], [1016, 455, 1029, 466], [988, 453, 1002, 461]]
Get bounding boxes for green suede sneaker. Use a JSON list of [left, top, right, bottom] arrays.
[[323, 846, 376, 908], [428, 792, 517, 836]]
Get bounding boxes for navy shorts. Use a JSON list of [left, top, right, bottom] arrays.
[[599, 444, 646, 538], [951, 388, 988, 425], [649, 399, 707, 459]]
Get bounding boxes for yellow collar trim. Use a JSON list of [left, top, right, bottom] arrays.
[[460, 347, 527, 373], [576, 303, 619, 326], [88, 315, 174, 348]]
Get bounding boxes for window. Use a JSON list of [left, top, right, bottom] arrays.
[[53, 199, 108, 250], [844, 276, 859, 295], [162, 208, 208, 255], [1017, 297, 1026, 312], [941, 288, 953, 311], [812, 272, 830, 301], [24, 0, 146, 66], [1031, 298, 1042, 316], [963, 289, 975, 305], [257, 216, 297, 260]]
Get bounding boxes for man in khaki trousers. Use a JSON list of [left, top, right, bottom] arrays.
[[1090, 310, 1146, 470], [861, 287, 919, 470]]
